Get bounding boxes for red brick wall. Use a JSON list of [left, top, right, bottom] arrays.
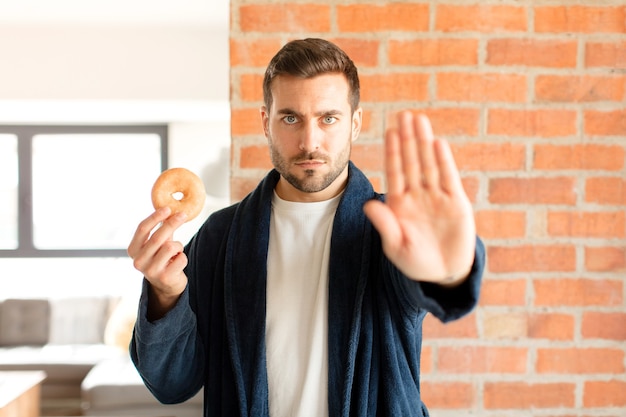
[[230, 1, 626, 414]]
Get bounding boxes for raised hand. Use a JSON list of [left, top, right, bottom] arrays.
[[363, 111, 476, 286]]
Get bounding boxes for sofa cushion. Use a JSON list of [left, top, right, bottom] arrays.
[[48, 297, 114, 344], [0, 299, 50, 346], [82, 356, 203, 407]]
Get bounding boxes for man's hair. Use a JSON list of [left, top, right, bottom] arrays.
[[262, 38, 360, 112]]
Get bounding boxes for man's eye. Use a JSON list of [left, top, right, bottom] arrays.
[[323, 116, 337, 124], [283, 115, 298, 124]]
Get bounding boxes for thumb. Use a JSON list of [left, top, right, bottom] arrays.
[[363, 200, 402, 251]]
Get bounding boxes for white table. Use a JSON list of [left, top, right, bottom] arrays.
[[0, 371, 46, 417]]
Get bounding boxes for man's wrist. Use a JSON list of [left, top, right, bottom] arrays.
[[147, 284, 183, 321], [437, 264, 474, 288]]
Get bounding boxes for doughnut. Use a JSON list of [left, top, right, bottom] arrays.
[[151, 167, 205, 222]]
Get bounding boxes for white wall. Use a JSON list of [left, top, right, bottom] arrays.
[[0, 19, 231, 299], [0, 25, 227, 101]]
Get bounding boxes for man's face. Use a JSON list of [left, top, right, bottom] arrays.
[[261, 73, 362, 202]]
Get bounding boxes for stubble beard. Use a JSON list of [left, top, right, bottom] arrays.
[[269, 138, 351, 194]]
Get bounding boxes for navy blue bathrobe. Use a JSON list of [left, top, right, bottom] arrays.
[[131, 162, 485, 417]]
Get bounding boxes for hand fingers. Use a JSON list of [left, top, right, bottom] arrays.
[[413, 114, 439, 190], [128, 207, 188, 278], [127, 207, 173, 258], [398, 111, 421, 191], [384, 125, 405, 195], [363, 199, 402, 253], [142, 239, 187, 280], [434, 138, 465, 196], [385, 111, 442, 194]]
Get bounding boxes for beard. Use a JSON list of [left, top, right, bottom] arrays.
[[269, 137, 351, 194]]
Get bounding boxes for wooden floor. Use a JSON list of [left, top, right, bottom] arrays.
[[42, 399, 83, 416]]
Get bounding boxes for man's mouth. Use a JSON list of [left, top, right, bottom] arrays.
[[295, 160, 325, 169], [294, 153, 327, 169]]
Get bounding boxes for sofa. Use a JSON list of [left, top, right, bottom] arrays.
[[0, 296, 202, 416], [82, 356, 202, 417]]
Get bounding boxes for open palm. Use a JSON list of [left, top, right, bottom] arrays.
[[363, 111, 476, 285]]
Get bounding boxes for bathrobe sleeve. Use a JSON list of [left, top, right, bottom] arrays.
[[130, 279, 205, 404], [389, 236, 486, 323]]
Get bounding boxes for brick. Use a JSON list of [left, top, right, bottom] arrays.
[[484, 382, 576, 409], [231, 108, 264, 136], [337, 3, 429, 32], [535, 6, 626, 33], [534, 144, 625, 171], [230, 38, 282, 67], [585, 246, 626, 272], [438, 346, 527, 373], [548, 211, 626, 238], [461, 176, 480, 203], [549, 211, 626, 238], [534, 278, 623, 306], [584, 380, 626, 407], [483, 311, 528, 339], [475, 210, 526, 239], [586, 177, 626, 205], [437, 72, 526, 103], [422, 312, 478, 338], [239, 4, 330, 33], [452, 143, 526, 171], [351, 143, 384, 171], [436, 4, 527, 32], [535, 75, 626, 102], [582, 312, 626, 340], [488, 109, 577, 137], [528, 313, 575, 340], [420, 381, 475, 409], [389, 39, 479, 66], [239, 73, 264, 102], [536, 348, 625, 374], [479, 278, 526, 306], [239, 144, 271, 170], [418, 108, 480, 137], [586, 41, 626, 68], [331, 38, 379, 67], [360, 73, 429, 102], [489, 177, 577, 205], [487, 38, 577, 68], [585, 109, 626, 136], [488, 245, 577, 273]]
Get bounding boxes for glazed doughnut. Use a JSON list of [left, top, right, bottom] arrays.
[[151, 167, 205, 222]]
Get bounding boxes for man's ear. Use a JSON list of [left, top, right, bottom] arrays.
[[352, 107, 363, 142], [260, 106, 270, 137]]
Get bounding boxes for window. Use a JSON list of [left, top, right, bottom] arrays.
[[0, 134, 18, 250], [0, 125, 167, 257]]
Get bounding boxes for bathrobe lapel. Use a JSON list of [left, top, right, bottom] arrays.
[[223, 170, 276, 417], [327, 164, 377, 415]]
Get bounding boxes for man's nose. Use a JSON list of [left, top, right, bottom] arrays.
[[299, 122, 321, 152]]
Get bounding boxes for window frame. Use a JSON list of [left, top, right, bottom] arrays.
[[0, 124, 168, 258]]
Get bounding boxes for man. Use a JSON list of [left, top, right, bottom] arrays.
[[128, 38, 485, 417]]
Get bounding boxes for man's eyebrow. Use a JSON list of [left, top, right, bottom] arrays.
[[316, 109, 344, 117], [275, 108, 344, 117], [276, 107, 301, 117]]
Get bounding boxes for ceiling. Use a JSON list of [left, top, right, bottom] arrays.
[[0, 0, 229, 27]]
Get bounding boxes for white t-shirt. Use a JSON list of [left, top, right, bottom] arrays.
[[266, 191, 341, 417]]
